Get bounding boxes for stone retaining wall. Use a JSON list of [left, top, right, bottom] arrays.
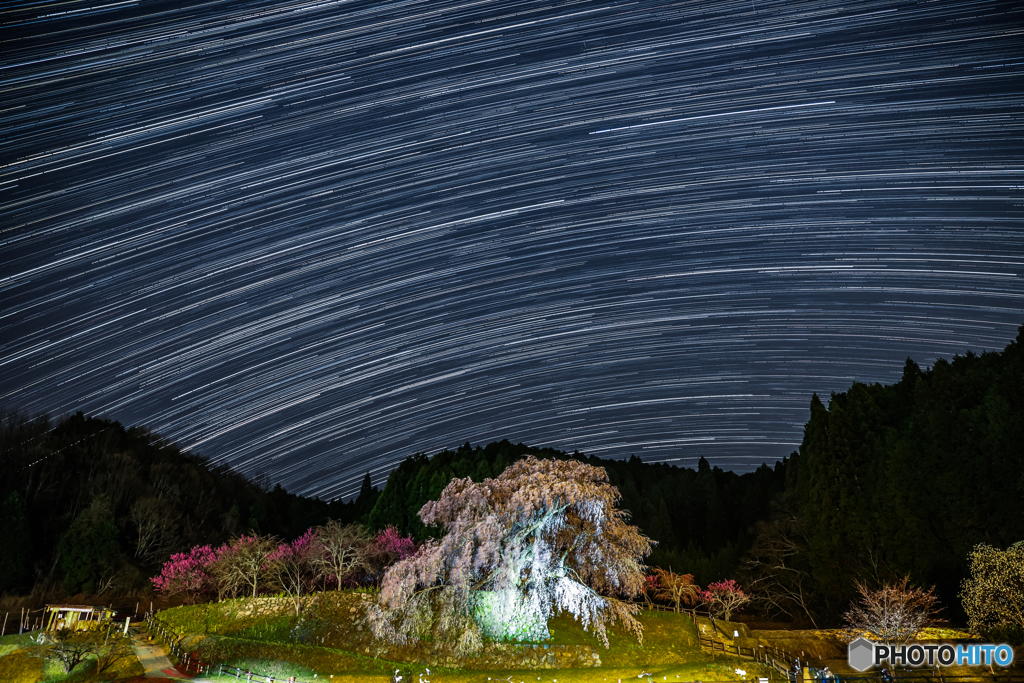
[[222, 596, 293, 620]]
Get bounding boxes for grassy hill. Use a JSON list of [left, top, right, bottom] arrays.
[[156, 591, 767, 683]]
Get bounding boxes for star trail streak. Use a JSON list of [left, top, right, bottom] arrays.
[[2, 0, 1022, 501]]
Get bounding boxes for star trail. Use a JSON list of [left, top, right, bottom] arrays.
[[2, 0, 1022, 501]]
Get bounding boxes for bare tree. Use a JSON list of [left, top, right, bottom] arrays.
[[367, 456, 653, 654], [844, 576, 942, 645], [210, 534, 278, 598], [129, 495, 179, 561], [653, 568, 700, 613], [29, 629, 102, 674], [314, 521, 374, 586], [95, 632, 135, 676], [743, 511, 818, 627]]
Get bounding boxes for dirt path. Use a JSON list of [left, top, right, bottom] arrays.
[[132, 634, 211, 681]]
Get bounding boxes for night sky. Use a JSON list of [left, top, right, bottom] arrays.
[[2, 0, 1022, 501]]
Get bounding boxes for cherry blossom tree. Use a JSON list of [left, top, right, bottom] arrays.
[[700, 579, 751, 621], [151, 545, 216, 604], [367, 456, 652, 654]]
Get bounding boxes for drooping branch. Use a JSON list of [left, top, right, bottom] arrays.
[[368, 456, 652, 653]]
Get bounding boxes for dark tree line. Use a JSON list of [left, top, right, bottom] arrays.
[[748, 325, 1024, 625], [0, 411, 336, 596]]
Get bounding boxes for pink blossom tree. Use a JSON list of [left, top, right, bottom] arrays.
[[374, 526, 416, 561], [367, 456, 653, 654], [364, 526, 417, 583], [151, 545, 216, 604], [700, 579, 751, 621]]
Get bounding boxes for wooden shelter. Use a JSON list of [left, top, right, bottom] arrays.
[[44, 605, 115, 632]]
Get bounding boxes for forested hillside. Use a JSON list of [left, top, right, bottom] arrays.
[[749, 325, 1024, 625], [0, 411, 337, 597]]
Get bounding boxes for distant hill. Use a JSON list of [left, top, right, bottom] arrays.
[[0, 411, 335, 597]]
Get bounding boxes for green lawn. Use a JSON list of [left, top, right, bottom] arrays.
[[155, 593, 770, 683], [0, 629, 145, 683]]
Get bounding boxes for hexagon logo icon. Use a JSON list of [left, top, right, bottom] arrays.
[[848, 637, 876, 672]]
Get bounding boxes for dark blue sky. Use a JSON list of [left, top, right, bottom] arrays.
[[2, 0, 1022, 500]]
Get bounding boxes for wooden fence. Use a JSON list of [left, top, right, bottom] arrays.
[[642, 603, 1024, 683], [147, 612, 333, 682], [697, 633, 801, 676], [1, 607, 47, 635], [145, 613, 214, 677]]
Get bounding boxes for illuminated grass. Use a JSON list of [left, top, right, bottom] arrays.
[[197, 663, 759, 683], [0, 630, 146, 683], [0, 647, 45, 683], [819, 626, 980, 642], [157, 593, 770, 682]]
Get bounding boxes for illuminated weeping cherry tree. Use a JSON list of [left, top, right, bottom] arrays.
[[367, 456, 653, 654]]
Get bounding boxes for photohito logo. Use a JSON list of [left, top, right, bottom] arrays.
[[848, 638, 1015, 672]]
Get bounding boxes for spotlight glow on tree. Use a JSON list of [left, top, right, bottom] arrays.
[[961, 541, 1024, 635], [150, 544, 216, 604], [367, 456, 653, 653], [700, 580, 751, 621], [843, 576, 941, 646]]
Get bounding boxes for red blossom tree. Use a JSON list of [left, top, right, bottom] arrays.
[[375, 526, 417, 561], [700, 579, 751, 621], [151, 545, 216, 604], [367, 456, 653, 654], [641, 574, 658, 608]]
